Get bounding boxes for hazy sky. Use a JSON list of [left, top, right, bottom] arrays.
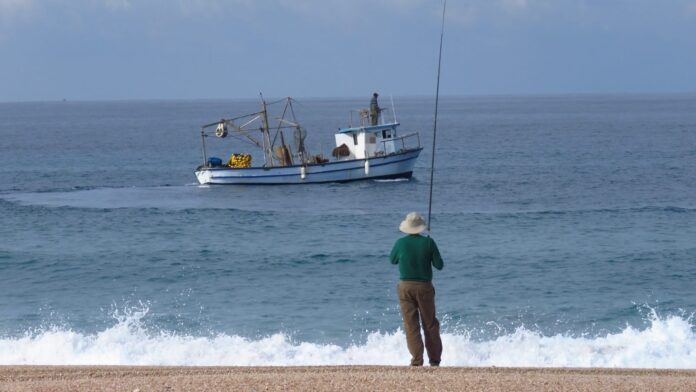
[[1, 0, 695, 101]]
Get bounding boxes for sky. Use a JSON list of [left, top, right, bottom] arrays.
[[1, 0, 695, 101]]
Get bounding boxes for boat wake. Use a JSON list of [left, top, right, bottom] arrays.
[[373, 178, 411, 183]]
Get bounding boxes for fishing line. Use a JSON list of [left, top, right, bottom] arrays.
[[427, 0, 446, 233]]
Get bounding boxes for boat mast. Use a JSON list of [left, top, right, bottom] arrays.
[[260, 94, 274, 167], [200, 127, 208, 165]]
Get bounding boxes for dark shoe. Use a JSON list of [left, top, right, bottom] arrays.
[[429, 361, 440, 367]]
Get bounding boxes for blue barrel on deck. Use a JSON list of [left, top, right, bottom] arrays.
[[207, 157, 223, 167]]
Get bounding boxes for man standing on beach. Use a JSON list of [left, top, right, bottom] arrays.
[[390, 212, 444, 366]]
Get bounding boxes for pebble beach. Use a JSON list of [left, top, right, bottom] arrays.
[[3, 366, 696, 392]]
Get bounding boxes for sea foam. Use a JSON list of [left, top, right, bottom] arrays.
[[1, 309, 695, 367]]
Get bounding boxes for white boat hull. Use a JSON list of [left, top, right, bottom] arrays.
[[195, 148, 422, 185]]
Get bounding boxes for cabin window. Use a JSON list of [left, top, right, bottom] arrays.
[[353, 134, 358, 145], [368, 134, 376, 143]]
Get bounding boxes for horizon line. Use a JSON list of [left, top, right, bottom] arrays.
[[2, 91, 696, 105]]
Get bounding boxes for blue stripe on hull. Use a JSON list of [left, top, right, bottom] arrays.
[[201, 171, 413, 185]]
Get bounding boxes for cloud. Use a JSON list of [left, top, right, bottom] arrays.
[[104, 0, 131, 11], [444, 3, 478, 27], [0, 0, 32, 16], [686, 0, 696, 16], [161, 0, 442, 33], [0, 0, 33, 31], [172, 0, 438, 22], [0, 0, 31, 11], [502, 0, 528, 11]]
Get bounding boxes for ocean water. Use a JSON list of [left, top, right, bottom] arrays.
[[1, 94, 695, 367]]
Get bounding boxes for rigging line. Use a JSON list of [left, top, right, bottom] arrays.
[[289, 97, 303, 107], [427, 0, 446, 234], [266, 96, 293, 105], [239, 115, 260, 127], [289, 99, 298, 123], [227, 132, 259, 147], [271, 100, 290, 148]]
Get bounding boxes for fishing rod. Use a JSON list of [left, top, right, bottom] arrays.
[[427, 0, 446, 234]]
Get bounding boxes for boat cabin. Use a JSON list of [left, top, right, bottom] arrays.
[[334, 122, 401, 160]]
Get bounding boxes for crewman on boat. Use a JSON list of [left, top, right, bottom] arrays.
[[390, 212, 444, 367], [369, 92, 381, 126]]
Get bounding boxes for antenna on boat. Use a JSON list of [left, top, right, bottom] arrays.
[[427, 0, 446, 234], [390, 94, 397, 123]]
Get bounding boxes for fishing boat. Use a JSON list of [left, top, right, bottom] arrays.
[[194, 96, 422, 185]]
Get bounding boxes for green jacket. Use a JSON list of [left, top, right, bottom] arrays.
[[390, 234, 444, 281]]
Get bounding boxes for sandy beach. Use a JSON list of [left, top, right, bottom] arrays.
[[1, 366, 696, 392]]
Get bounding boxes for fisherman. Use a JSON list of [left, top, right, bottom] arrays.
[[369, 92, 380, 126], [390, 212, 444, 367]]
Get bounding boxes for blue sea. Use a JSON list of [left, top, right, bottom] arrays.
[[1, 94, 695, 367]]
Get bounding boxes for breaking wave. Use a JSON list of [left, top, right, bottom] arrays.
[[1, 308, 695, 367]]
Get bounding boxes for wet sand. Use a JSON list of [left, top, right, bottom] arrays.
[[2, 366, 696, 392]]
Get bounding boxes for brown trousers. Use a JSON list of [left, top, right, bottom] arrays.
[[398, 280, 442, 366]]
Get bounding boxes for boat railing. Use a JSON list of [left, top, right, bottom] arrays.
[[379, 132, 420, 154], [349, 106, 397, 128]]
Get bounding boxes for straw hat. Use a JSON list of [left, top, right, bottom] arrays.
[[399, 212, 427, 234]]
